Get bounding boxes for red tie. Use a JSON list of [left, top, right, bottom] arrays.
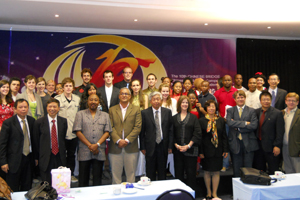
[[51, 120, 59, 155], [258, 111, 266, 140]]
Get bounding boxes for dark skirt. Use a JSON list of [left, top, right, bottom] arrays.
[[201, 156, 223, 172]]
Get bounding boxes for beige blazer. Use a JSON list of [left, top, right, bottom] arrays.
[[109, 103, 142, 154], [16, 91, 44, 119], [55, 93, 80, 139]]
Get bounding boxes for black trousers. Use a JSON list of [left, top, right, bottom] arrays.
[[79, 159, 104, 187], [65, 138, 78, 175], [173, 150, 197, 191], [253, 140, 279, 175], [6, 153, 33, 192], [40, 153, 63, 185], [146, 142, 167, 181]]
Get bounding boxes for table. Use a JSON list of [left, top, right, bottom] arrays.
[[232, 173, 300, 200], [12, 179, 194, 200]]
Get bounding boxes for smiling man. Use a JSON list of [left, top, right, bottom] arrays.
[[114, 67, 133, 89], [233, 74, 247, 92], [143, 73, 159, 106], [268, 73, 287, 110], [74, 68, 93, 98], [108, 87, 141, 184], [245, 78, 261, 109], [253, 90, 284, 175], [282, 92, 300, 173], [33, 98, 67, 184], [226, 90, 258, 177]]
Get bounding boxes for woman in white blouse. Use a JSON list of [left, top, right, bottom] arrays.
[[159, 83, 177, 116]]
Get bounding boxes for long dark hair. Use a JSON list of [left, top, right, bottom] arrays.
[[0, 80, 13, 104], [80, 83, 107, 112]]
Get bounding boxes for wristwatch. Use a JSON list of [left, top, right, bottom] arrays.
[[97, 143, 100, 147]]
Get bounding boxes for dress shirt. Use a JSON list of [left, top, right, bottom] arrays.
[[105, 85, 113, 108], [283, 107, 297, 145], [117, 103, 130, 144], [48, 114, 59, 147], [152, 107, 163, 140], [268, 87, 278, 97], [245, 89, 262, 109], [17, 115, 32, 152]]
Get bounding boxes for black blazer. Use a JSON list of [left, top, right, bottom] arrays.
[[255, 106, 284, 152], [172, 113, 202, 150], [114, 80, 129, 89], [199, 117, 228, 158], [97, 86, 120, 110], [140, 107, 173, 157], [33, 115, 68, 172], [274, 88, 288, 110], [0, 115, 35, 173]]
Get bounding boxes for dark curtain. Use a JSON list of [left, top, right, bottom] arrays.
[[236, 38, 300, 96]]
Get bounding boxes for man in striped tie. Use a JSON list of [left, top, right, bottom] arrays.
[[33, 98, 68, 184]]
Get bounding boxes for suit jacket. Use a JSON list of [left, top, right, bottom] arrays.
[[0, 115, 35, 173], [282, 108, 300, 157], [33, 115, 67, 172], [97, 86, 120, 110], [274, 88, 287, 110], [255, 106, 284, 152], [199, 117, 228, 158], [16, 91, 44, 119], [109, 103, 142, 154], [226, 106, 259, 154], [114, 80, 129, 89], [140, 107, 173, 157]]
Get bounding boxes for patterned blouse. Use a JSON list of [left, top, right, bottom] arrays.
[[0, 103, 14, 127]]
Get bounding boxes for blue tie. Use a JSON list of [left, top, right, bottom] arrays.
[[271, 90, 276, 107], [126, 83, 129, 88]]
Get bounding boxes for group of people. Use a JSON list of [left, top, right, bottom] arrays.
[[0, 67, 299, 200]]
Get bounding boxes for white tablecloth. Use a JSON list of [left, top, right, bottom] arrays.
[[12, 179, 194, 200], [233, 173, 300, 200]]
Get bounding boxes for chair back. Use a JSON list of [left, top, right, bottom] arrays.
[[156, 189, 195, 200]]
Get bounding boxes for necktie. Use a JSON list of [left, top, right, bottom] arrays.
[[155, 111, 162, 144], [22, 119, 30, 156], [258, 110, 266, 140], [238, 107, 243, 140], [126, 83, 129, 88], [51, 120, 59, 155], [271, 91, 276, 107]]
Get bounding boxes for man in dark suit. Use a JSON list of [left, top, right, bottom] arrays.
[[140, 91, 173, 181], [282, 92, 300, 173], [33, 98, 68, 184], [226, 90, 258, 177], [0, 99, 35, 191], [114, 67, 133, 89], [268, 73, 287, 110], [97, 70, 119, 110], [253, 91, 284, 175]]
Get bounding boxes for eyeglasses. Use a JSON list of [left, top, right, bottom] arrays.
[[286, 100, 297, 103], [120, 93, 130, 96]]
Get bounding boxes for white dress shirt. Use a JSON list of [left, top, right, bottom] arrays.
[[117, 103, 130, 144], [105, 85, 113, 108], [48, 114, 59, 147]]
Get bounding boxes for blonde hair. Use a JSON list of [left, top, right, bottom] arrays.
[[159, 83, 171, 108], [285, 92, 299, 101]]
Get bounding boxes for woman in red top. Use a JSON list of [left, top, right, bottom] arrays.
[[188, 92, 201, 119], [170, 81, 182, 101], [182, 77, 194, 96], [0, 80, 14, 131]]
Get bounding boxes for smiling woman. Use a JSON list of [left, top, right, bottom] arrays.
[[0, 80, 14, 130]]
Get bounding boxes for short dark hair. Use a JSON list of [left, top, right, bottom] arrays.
[[81, 68, 93, 77], [217, 77, 223, 88], [24, 75, 36, 83], [254, 74, 266, 81], [14, 98, 29, 108], [61, 77, 75, 88], [259, 90, 272, 101], [146, 73, 157, 80], [103, 70, 114, 78], [269, 73, 280, 80], [204, 100, 218, 112], [9, 77, 21, 85], [46, 98, 60, 107], [183, 77, 193, 85], [161, 77, 173, 83]]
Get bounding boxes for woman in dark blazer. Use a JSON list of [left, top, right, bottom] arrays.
[[199, 100, 229, 199], [173, 95, 201, 192]]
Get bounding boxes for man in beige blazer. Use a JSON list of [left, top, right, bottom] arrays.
[[109, 87, 142, 184]]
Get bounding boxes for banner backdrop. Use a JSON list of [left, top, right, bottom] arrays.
[[0, 30, 236, 93]]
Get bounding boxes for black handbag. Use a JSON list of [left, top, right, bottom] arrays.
[[240, 167, 277, 185], [25, 181, 58, 200]]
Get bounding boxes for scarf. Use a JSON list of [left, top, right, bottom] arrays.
[[205, 114, 219, 148]]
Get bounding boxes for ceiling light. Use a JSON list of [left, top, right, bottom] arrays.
[[267, 26, 271, 29], [55, 14, 59, 18], [134, 19, 138, 22], [204, 23, 208, 26]]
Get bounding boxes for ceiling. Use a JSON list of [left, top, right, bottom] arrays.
[[1, 0, 300, 39]]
